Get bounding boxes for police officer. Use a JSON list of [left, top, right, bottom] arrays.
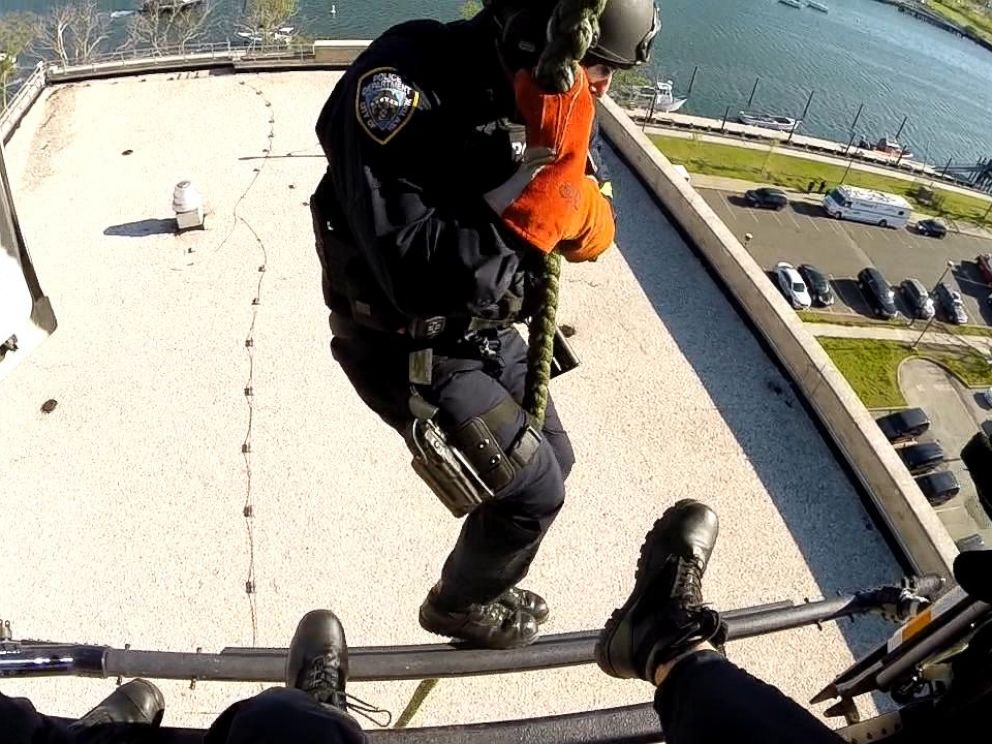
[[312, 0, 660, 649]]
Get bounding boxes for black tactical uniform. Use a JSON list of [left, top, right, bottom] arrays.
[[311, 11, 612, 648]]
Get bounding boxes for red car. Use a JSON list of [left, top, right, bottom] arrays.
[[978, 254, 992, 286]]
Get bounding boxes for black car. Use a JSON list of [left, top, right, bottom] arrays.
[[900, 278, 935, 320], [915, 470, 960, 506], [797, 264, 834, 306], [876, 407, 931, 443], [916, 218, 948, 238], [857, 267, 897, 319], [935, 282, 968, 324], [744, 187, 788, 210], [899, 441, 945, 475]]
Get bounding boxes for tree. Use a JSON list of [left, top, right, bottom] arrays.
[[36, 2, 110, 67], [459, 1, 483, 19], [124, 3, 215, 55], [241, 0, 298, 41], [0, 12, 37, 108]]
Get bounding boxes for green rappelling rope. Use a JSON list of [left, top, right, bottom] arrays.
[[523, 0, 607, 427]]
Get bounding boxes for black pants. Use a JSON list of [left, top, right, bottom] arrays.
[[330, 325, 575, 608], [1, 654, 848, 742]]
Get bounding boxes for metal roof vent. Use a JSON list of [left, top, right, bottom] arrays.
[[172, 180, 204, 231]]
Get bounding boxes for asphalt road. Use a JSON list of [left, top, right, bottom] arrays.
[[701, 189, 992, 326], [898, 358, 992, 547]]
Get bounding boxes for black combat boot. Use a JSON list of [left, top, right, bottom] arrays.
[[595, 499, 724, 682], [498, 586, 550, 625], [69, 679, 165, 730], [286, 609, 348, 710], [420, 587, 540, 649]]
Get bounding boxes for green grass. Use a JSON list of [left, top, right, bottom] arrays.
[[818, 337, 992, 408], [650, 134, 992, 225], [929, 0, 992, 43], [801, 311, 992, 338]]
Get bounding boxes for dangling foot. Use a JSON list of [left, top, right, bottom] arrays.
[[596, 499, 724, 682]]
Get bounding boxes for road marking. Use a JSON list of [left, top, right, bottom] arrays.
[[805, 216, 821, 232], [782, 210, 801, 230], [770, 210, 783, 226]]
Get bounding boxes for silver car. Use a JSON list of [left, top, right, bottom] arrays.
[[774, 262, 812, 309]]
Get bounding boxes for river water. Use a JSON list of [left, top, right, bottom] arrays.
[[3, 0, 991, 165]]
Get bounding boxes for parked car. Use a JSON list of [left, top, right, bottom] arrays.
[[916, 218, 947, 238], [915, 470, 960, 506], [899, 441, 945, 475], [935, 282, 968, 324], [773, 262, 811, 309], [900, 278, 935, 320], [876, 407, 931, 443], [857, 267, 897, 319], [798, 264, 834, 306], [745, 187, 788, 210], [984, 387, 992, 408], [977, 254, 992, 286]]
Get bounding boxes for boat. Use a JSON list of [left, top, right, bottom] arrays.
[[236, 27, 296, 45], [779, 0, 803, 8], [806, 0, 829, 11], [141, 0, 203, 13], [636, 80, 687, 113], [858, 136, 914, 160], [738, 111, 802, 132]]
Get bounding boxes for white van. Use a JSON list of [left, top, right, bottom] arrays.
[[822, 185, 911, 228]]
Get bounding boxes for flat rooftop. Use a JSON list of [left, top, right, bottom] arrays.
[[0, 69, 901, 732]]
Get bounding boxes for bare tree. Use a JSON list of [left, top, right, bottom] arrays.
[[241, 0, 298, 42], [0, 12, 37, 108], [36, 2, 110, 66], [125, 3, 214, 55]]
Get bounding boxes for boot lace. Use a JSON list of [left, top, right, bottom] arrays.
[[674, 555, 705, 607]]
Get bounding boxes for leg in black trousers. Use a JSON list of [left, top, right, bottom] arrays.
[[0, 693, 72, 744], [655, 651, 844, 744], [205, 688, 366, 744]]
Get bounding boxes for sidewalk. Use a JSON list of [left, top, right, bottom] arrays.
[[687, 172, 992, 242], [632, 109, 992, 205], [805, 320, 992, 356]]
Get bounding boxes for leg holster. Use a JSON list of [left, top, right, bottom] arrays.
[[407, 397, 542, 518]]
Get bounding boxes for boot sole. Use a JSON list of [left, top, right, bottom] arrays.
[[595, 500, 698, 678]]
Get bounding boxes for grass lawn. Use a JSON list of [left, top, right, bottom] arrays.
[[801, 311, 992, 339], [818, 337, 992, 408], [650, 134, 992, 225], [929, 0, 992, 43]]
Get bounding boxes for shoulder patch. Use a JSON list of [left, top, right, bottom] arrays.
[[355, 67, 420, 145]]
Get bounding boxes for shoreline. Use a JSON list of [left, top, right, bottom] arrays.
[[871, 0, 992, 55]]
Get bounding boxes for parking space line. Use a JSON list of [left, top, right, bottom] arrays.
[[805, 216, 821, 232], [782, 210, 801, 230], [769, 210, 783, 226]]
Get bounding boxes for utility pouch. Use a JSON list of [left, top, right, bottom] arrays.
[[407, 418, 494, 518]]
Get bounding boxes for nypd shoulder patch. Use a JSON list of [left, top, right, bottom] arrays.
[[355, 67, 420, 145]]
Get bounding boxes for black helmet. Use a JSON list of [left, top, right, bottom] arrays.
[[485, 0, 660, 72], [586, 0, 660, 69]]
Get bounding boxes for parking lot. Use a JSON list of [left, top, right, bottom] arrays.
[[898, 359, 992, 548], [702, 189, 992, 325]]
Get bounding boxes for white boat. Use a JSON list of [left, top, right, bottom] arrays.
[[806, 0, 829, 11], [779, 0, 803, 8], [236, 27, 296, 44], [738, 111, 802, 132], [637, 80, 687, 113], [141, 0, 203, 13]]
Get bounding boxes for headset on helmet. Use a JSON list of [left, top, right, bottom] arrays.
[[483, 0, 660, 71]]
